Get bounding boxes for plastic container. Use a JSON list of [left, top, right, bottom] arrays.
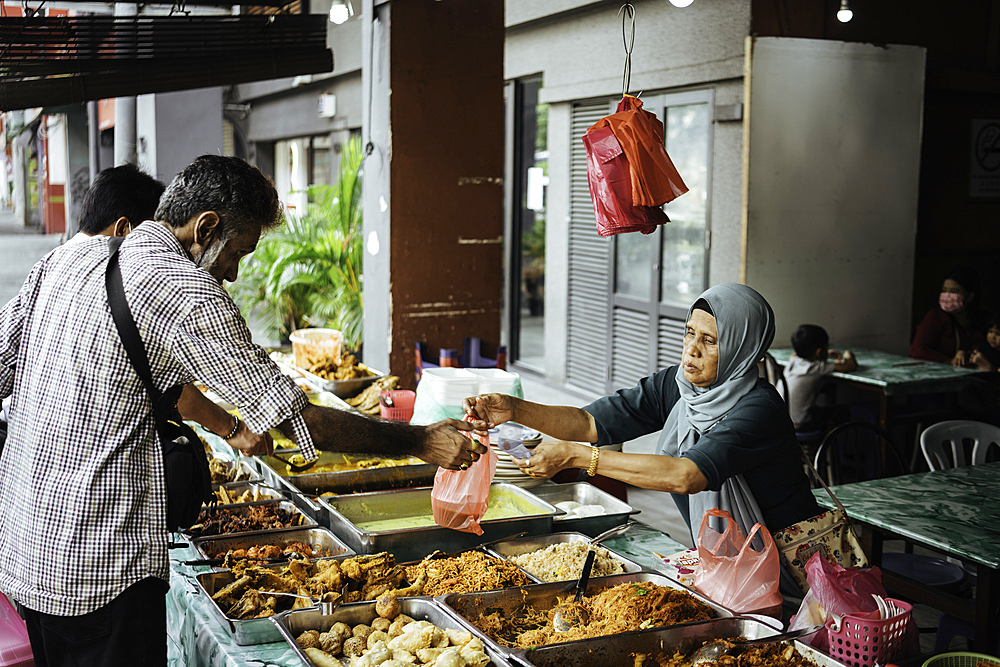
[[379, 390, 416, 422], [0, 593, 34, 667], [288, 328, 343, 370], [826, 598, 912, 667], [420, 367, 478, 405], [922, 653, 1000, 667], [469, 368, 519, 395]]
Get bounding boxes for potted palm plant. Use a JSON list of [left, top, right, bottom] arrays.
[[233, 137, 365, 352]]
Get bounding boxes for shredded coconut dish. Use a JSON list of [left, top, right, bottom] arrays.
[[510, 543, 624, 582]]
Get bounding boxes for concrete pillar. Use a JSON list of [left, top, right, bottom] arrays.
[[87, 101, 100, 185], [64, 106, 90, 236], [113, 3, 138, 166], [10, 110, 27, 227], [362, 0, 505, 385]]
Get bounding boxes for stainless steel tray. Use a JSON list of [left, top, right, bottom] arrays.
[[505, 617, 780, 666], [483, 531, 644, 580], [437, 571, 732, 655], [208, 452, 260, 487], [257, 450, 437, 496], [528, 482, 640, 537], [255, 461, 326, 525], [209, 481, 283, 506], [298, 365, 385, 398], [271, 598, 511, 666], [186, 499, 317, 539], [190, 526, 354, 562], [320, 483, 563, 562]]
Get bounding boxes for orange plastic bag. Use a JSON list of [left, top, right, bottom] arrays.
[[431, 422, 498, 535], [693, 509, 783, 614], [582, 125, 670, 237], [592, 95, 689, 207]]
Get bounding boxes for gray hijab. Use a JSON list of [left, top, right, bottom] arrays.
[[658, 283, 775, 546]]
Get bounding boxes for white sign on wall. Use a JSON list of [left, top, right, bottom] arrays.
[[970, 119, 1000, 198]]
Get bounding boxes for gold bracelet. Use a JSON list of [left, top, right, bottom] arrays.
[[586, 446, 600, 477], [223, 416, 240, 440]]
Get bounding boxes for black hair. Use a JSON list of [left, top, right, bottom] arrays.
[[987, 312, 1000, 332], [791, 324, 829, 359], [155, 155, 283, 243], [77, 164, 165, 235], [943, 266, 980, 297]]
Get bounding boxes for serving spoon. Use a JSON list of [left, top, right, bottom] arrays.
[[690, 625, 824, 665], [272, 452, 318, 474], [552, 550, 596, 632]]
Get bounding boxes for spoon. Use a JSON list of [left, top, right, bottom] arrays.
[[272, 452, 317, 474], [690, 625, 824, 665], [264, 589, 345, 616], [588, 522, 634, 546], [552, 550, 595, 632]]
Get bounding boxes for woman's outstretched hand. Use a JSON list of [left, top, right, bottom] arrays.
[[514, 441, 578, 479], [462, 393, 514, 432]]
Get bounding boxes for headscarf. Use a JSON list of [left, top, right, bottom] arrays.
[[658, 283, 775, 546]]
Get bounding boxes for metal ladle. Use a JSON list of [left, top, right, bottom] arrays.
[[587, 522, 634, 546], [552, 550, 596, 632], [690, 624, 824, 665], [265, 590, 343, 616]]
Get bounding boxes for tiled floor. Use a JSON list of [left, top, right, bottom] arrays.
[[517, 370, 976, 655]]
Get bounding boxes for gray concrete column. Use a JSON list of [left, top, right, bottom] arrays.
[[113, 3, 138, 166], [87, 101, 100, 184]]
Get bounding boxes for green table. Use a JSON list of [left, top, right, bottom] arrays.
[[814, 462, 1000, 648], [769, 346, 986, 434]]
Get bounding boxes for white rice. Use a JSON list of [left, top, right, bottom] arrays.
[[510, 543, 624, 582]]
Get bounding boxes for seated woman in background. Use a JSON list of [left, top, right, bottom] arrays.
[[910, 267, 987, 366], [464, 283, 819, 560], [971, 313, 1000, 372]]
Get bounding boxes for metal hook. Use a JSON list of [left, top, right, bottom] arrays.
[[617, 3, 636, 98]]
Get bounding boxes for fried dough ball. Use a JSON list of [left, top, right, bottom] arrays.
[[352, 624, 373, 641], [318, 630, 343, 656], [388, 614, 414, 637], [367, 630, 390, 650], [375, 591, 401, 619], [343, 635, 366, 658], [295, 630, 321, 650], [371, 617, 392, 633]]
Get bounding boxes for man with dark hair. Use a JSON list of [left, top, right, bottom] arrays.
[[70, 163, 166, 241], [0, 155, 484, 667], [785, 323, 856, 431]]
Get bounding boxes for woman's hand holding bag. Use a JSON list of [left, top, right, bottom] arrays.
[[693, 508, 783, 614], [431, 417, 498, 535]]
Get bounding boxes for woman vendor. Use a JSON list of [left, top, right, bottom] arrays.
[[464, 283, 819, 556]]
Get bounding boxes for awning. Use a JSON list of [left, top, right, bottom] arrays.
[[0, 14, 333, 111]]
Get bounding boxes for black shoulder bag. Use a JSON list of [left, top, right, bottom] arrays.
[[105, 236, 213, 531]]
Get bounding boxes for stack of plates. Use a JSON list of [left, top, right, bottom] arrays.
[[489, 424, 546, 488]]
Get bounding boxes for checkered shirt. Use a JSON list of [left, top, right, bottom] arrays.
[[0, 222, 316, 616]]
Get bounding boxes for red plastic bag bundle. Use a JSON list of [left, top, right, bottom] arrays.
[[693, 509, 783, 615], [430, 421, 498, 535], [582, 95, 688, 237]]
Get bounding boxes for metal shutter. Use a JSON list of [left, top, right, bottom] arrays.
[[566, 100, 613, 393], [657, 316, 686, 369], [612, 308, 651, 389]]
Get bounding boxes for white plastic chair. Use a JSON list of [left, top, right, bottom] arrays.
[[920, 420, 1000, 471]]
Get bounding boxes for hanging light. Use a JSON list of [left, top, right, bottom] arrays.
[[837, 0, 853, 23], [668, 0, 695, 7], [329, 0, 352, 24]]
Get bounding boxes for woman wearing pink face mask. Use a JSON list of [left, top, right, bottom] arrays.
[[910, 267, 988, 366]]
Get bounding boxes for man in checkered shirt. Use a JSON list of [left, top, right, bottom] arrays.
[[0, 155, 485, 667]]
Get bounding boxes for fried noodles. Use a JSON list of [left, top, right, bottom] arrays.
[[404, 551, 532, 596]]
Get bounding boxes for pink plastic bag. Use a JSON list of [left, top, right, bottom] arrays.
[[790, 552, 886, 651], [431, 422, 498, 535], [582, 125, 670, 237], [693, 509, 783, 614]]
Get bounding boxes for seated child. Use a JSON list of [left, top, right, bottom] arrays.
[[971, 313, 1000, 372], [785, 324, 857, 432]]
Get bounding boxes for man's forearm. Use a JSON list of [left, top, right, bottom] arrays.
[[281, 404, 424, 456], [177, 384, 236, 437]]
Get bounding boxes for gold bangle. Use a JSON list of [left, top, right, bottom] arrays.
[[223, 416, 240, 440], [586, 446, 600, 477]]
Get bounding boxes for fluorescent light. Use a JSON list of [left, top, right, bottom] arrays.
[[669, 0, 695, 6]]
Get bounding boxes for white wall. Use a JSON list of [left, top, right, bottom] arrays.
[[745, 38, 926, 354], [152, 88, 223, 183]]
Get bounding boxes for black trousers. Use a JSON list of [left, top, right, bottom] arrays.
[[21, 577, 169, 667]]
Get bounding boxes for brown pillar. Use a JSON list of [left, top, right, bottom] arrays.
[[385, 0, 505, 387]]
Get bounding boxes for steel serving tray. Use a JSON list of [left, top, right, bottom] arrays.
[[255, 461, 327, 525], [257, 450, 438, 496], [271, 597, 512, 666], [298, 365, 385, 398], [186, 499, 317, 539], [209, 481, 284, 506], [505, 617, 780, 666], [207, 452, 260, 487], [436, 571, 732, 656], [528, 482, 640, 537], [483, 531, 644, 580], [190, 526, 354, 562], [320, 483, 563, 562]]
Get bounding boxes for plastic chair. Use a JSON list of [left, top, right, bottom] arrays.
[[761, 352, 789, 404], [413, 342, 438, 384], [460, 337, 507, 370], [813, 421, 908, 487], [921, 420, 1000, 471]]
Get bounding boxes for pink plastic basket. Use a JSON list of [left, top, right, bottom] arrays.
[[826, 598, 912, 667], [379, 390, 416, 422]]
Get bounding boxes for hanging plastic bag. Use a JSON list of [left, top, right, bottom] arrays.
[[596, 95, 689, 207], [582, 125, 670, 237], [693, 508, 783, 614], [789, 552, 886, 651], [431, 419, 498, 535]]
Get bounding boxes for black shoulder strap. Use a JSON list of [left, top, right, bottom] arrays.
[[105, 236, 163, 404]]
